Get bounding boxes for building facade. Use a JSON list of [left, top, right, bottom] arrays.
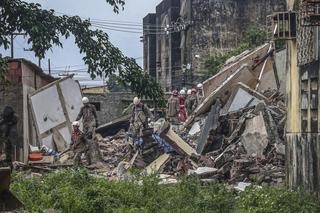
[[143, 13, 157, 80], [143, 0, 286, 90]]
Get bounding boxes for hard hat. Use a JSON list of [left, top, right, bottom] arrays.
[[180, 89, 186, 95], [191, 88, 197, 93], [133, 97, 140, 105], [197, 83, 203, 89], [172, 90, 178, 96], [187, 89, 192, 95], [72, 121, 80, 127], [82, 97, 89, 104]]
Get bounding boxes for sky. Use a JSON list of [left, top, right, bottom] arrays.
[[1, 0, 162, 87]]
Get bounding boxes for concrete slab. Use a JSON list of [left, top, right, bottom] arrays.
[[241, 113, 269, 157], [222, 82, 269, 113]]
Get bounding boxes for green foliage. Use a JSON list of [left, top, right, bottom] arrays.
[[237, 185, 320, 213], [106, 74, 129, 92], [11, 170, 320, 213], [0, 0, 164, 101], [11, 170, 234, 213], [202, 26, 270, 79]]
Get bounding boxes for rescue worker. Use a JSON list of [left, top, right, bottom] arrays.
[[76, 97, 98, 139], [70, 121, 91, 166], [0, 106, 18, 167], [167, 90, 180, 124], [185, 89, 192, 115], [197, 83, 204, 104], [129, 97, 153, 140], [186, 88, 198, 114], [179, 89, 188, 122]]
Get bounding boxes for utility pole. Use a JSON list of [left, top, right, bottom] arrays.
[[10, 35, 14, 58], [48, 59, 51, 75], [10, 32, 27, 58]]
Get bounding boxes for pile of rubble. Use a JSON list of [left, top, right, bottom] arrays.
[[21, 42, 287, 189]]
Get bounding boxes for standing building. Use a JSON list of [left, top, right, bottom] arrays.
[[0, 58, 55, 163], [284, 0, 320, 194], [181, 0, 286, 82], [143, 0, 286, 90], [155, 0, 181, 91], [143, 13, 157, 80]]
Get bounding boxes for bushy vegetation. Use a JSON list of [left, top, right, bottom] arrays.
[[11, 170, 320, 213]]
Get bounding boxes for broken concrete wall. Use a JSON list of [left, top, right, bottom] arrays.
[[241, 113, 269, 157], [30, 77, 82, 150]]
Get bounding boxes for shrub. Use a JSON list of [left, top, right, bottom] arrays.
[[237, 185, 320, 213], [11, 170, 320, 213]]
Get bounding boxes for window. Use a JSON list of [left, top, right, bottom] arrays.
[[90, 102, 101, 111]]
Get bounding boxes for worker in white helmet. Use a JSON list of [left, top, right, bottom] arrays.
[[76, 96, 98, 139], [179, 89, 188, 122], [129, 97, 153, 141], [70, 121, 91, 166], [197, 83, 204, 104]]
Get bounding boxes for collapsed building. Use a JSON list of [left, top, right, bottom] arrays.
[[9, 42, 287, 190]]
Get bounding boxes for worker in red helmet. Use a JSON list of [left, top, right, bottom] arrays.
[[186, 88, 198, 114], [167, 90, 180, 124]]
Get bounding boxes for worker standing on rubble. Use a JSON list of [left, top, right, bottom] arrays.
[[167, 90, 180, 124], [186, 88, 198, 114], [197, 83, 204, 104], [129, 97, 154, 141], [0, 106, 18, 167], [76, 97, 98, 139], [70, 121, 91, 166], [179, 89, 188, 122], [185, 89, 192, 115]]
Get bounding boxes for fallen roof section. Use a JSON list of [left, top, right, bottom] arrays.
[[186, 64, 257, 126], [202, 43, 272, 97]]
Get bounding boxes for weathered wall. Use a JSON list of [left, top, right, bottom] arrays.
[[189, 0, 286, 79], [85, 92, 136, 124], [0, 60, 55, 162], [156, 0, 181, 91], [143, 13, 157, 80]]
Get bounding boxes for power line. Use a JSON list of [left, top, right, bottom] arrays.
[[91, 25, 142, 34], [54, 11, 165, 29], [91, 22, 165, 32], [50, 64, 87, 69], [92, 24, 166, 35], [91, 20, 164, 29]]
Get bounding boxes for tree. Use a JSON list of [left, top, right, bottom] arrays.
[[0, 0, 164, 101]]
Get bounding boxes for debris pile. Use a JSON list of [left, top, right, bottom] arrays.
[[21, 43, 287, 188]]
